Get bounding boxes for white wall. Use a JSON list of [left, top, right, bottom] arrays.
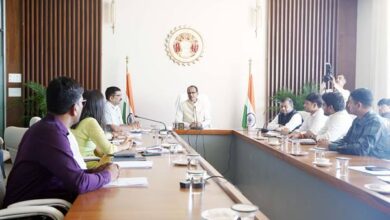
[[101, 0, 267, 129], [356, 0, 390, 102]]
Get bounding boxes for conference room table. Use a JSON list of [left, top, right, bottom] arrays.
[[177, 129, 390, 220], [64, 131, 268, 220]]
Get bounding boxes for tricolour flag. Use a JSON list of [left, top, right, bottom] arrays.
[[122, 70, 136, 124], [242, 73, 256, 129]]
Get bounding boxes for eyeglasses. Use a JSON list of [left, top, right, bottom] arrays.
[[187, 92, 197, 94]]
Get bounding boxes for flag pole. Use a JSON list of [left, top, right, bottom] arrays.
[[126, 56, 129, 73], [123, 56, 129, 123], [248, 59, 252, 74]]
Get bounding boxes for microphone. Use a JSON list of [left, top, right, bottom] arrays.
[[134, 115, 167, 132], [192, 106, 202, 130]]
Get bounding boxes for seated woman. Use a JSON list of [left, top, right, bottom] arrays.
[[71, 90, 131, 168]]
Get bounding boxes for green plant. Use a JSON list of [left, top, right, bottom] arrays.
[[271, 83, 319, 111], [24, 81, 47, 125]]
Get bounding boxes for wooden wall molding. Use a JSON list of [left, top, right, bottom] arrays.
[[266, 0, 357, 118]]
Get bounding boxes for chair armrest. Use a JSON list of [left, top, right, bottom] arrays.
[[8, 198, 72, 213], [0, 206, 64, 220]]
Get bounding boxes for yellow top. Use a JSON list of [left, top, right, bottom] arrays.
[[71, 117, 118, 157]]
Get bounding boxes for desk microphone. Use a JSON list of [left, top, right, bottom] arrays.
[[192, 106, 202, 130], [134, 115, 167, 131]]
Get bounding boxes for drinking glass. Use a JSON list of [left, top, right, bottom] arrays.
[[314, 147, 326, 162], [336, 157, 350, 176], [291, 139, 300, 154], [231, 204, 258, 220], [280, 135, 289, 152]]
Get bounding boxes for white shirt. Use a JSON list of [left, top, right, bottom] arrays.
[[336, 88, 350, 104], [104, 101, 123, 126], [175, 98, 211, 128], [316, 110, 353, 141], [267, 112, 302, 132], [298, 108, 328, 135], [67, 129, 87, 169]]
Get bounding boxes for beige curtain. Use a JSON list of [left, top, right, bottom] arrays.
[[356, 0, 390, 101]]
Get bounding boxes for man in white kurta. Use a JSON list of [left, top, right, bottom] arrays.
[[175, 85, 211, 129], [314, 92, 353, 141], [290, 93, 328, 138]]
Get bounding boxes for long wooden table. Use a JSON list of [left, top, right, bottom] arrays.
[[65, 132, 268, 220], [177, 129, 390, 219]]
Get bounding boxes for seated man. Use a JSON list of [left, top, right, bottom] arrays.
[[3, 77, 119, 207], [312, 92, 353, 142], [289, 93, 328, 139], [104, 86, 138, 132], [318, 88, 390, 159], [175, 85, 211, 129], [267, 97, 302, 133], [378, 98, 390, 119]]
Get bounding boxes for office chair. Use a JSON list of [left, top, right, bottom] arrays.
[[4, 126, 28, 163], [0, 175, 71, 220]]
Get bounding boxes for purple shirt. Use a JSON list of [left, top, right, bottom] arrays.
[[3, 114, 111, 207]]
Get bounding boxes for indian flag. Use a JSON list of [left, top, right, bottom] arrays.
[[242, 73, 256, 129], [122, 70, 136, 123]]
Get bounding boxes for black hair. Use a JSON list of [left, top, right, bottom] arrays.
[[280, 97, 294, 108], [305, 93, 323, 108], [105, 86, 121, 101], [46, 77, 83, 115], [378, 98, 390, 106], [322, 92, 345, 112], [72, 90, 106, 130], [187, 85, 198, 93], [350, 88, 373, 107]]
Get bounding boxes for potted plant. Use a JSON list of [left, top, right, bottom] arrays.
[[271, 83, 319, 112], [23, 81, 47, 126]]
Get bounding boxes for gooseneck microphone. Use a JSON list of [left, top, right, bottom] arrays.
[[134, 115, 167, 131]]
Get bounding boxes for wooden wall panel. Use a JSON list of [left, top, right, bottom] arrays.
[[22, 0, 102, 89], [266, 0, 357, 118], [6, 0, 102, 126], [6, 0, 24, 127]]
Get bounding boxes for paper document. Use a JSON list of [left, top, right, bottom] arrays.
[[298, 139, 317, 145], [114, 161, 153, 168], [83, 156, 100, 162], [104, 177, 148, 188], [349, 166, 390, 176]]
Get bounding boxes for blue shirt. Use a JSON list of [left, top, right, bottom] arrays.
[[329, 111, 390, 159], [3, 114, 111, 207]]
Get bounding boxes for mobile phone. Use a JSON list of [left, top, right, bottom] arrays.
[[365, 166, 390, 171]]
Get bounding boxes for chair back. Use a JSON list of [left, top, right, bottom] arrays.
[[0, 170, 5, 208], [4, 127, 28, 163]]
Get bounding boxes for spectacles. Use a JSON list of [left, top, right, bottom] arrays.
[[187, 92, 197, 94]]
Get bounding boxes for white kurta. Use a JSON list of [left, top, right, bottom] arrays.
[[175, 98, 211, 128], [298, 108, 328, 135], [316, 110, 354, 141]]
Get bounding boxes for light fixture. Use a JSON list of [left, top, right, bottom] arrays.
[[254, 0, 261, 38], [103, 0, 116, 34], [110, 0, 116, 34]]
